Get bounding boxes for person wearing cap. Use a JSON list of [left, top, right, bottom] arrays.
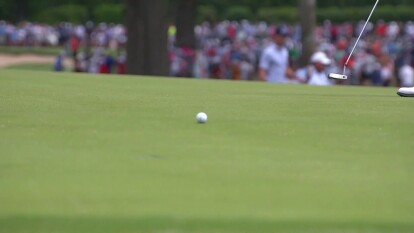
[[295, 51, 333, 86], [259, 26, 295, 83]]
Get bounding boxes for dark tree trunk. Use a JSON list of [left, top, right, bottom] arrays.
[[125, 0, 169, 76], [175, 0, 197, 49], [174, 0, 197, 77], [298, 0, 317, 67]]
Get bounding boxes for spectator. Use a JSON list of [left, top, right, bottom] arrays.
[[359, 49, 382, 86], [399, 60, 414, 87], [296, 51, 333, 86], [0, 21, 7, 44], [379, 54, 394, 86], [240, 55, 254, 80], [105, 54, 115, 73], [117, 53, 126, 75], [75, 52, 87, 72], [259, 26, 294, 83], [53, 51, 65, 72], [69, 35, 80, 71]]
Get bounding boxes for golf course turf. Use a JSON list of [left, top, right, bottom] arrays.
[[0, 69, 413, 233]]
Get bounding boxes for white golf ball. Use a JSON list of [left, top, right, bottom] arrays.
[[196, 112, 208, 123]]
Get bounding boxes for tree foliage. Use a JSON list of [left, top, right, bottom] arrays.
[[1, 0, 413, 23]]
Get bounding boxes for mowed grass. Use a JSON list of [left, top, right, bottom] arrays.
[[0, 46, 62, 56], [4, 63, 54, 71], [0, 69, 413, 233]]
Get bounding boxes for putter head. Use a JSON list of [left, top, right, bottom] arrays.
[[328, 73, 348, 80]]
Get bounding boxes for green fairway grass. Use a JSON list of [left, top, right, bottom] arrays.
[[4, 63, 54, 71], [0, 69, 413, 233], [0, 46, 62, 56], [0, 46, 118, 56]]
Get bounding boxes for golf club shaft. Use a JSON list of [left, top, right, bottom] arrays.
[[344, 0, 380, 68]]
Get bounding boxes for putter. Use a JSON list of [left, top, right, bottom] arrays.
[[329, 0, 380, 80]]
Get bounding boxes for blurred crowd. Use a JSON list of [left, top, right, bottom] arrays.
[[1, 20, 414, 87], [0, 21, 126, 49], [0, 21, 127, 74], [174, 20, 414, 87]]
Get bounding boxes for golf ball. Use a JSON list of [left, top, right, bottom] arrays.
[[196, 112, 208, 123]]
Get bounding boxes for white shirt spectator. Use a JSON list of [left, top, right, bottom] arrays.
[[296, 66, 332, 86], [405, 21, 414, 38], [387, 21, 400, 39], [240, 60, 254, 80], [399, 64, 414, 87], [296, 51, 332, 86], [259, 43, 289, 83]]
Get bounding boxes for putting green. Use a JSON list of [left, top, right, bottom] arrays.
[[1, 70, 413, 233]]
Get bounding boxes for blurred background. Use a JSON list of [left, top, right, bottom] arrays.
[[1, 0, 414, 87]]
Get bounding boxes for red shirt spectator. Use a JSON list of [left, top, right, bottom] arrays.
[[69, 36, 80, 54], [376, 22, 387, 37], [99, 63, 109, 74]]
